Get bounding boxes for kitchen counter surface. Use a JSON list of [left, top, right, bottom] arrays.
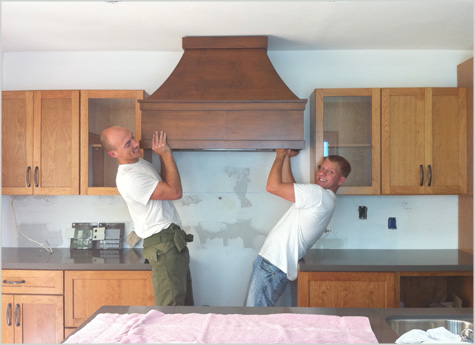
[[2, 247, 473, 272], [66, 305, 473, 344], [299, 249, 473, 272], [1, 247, 151, 270]]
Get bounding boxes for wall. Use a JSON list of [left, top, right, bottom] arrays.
[[1, 49, 472, 306]]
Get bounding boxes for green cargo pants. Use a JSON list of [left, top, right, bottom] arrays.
[[143, 224, 194, 306]]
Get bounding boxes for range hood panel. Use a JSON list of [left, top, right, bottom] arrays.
[[139, 36, 307, 151]]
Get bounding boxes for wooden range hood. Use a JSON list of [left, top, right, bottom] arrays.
[[139, 36, 307, 151]]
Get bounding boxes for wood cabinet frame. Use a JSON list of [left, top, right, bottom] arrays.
[[64, 270, 155, 328], [381, 87, 467, 194], [1, 270, 64, 344], [310, 88, 381, 195], [80, 90, 145, 195], [2, 90, 79, 195]]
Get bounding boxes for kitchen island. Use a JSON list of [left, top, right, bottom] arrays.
[[64, 305, 473, 343]]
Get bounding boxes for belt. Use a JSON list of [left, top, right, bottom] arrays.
[[143, 223, 193, 252]]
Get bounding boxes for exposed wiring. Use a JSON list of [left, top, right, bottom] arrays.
[[10, 196, 53, 253]]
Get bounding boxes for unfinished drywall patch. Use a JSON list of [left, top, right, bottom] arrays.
[[191, 219, 259, 248], [225, 167, 252, 208]]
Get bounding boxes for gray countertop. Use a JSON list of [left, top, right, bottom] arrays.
[[2, 248, 473, 272], [1, 247, 151, 270], [66, 305, 473, 344], [299, 249, 473, 272]]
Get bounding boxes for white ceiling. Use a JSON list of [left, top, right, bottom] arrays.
[[1, 0, 474, 52]]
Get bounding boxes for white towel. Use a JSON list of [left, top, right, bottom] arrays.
[[395, 326, 463, 344]]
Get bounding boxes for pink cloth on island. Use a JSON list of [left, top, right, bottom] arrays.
[[64, 310, 379, 344]]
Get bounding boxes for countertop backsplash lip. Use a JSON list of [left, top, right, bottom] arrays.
[[2, 247, 472, 272]]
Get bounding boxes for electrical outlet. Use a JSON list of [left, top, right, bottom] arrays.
[[388, 217, 397, 230], [358, 206, 367, 220]]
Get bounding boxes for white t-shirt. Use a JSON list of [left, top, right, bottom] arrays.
[[116, 158, 181, 239], [259, 183, 336, 281]]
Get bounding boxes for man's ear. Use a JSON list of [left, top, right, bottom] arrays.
[[338, 176, 346, 186], [108, 150, 118, 158]]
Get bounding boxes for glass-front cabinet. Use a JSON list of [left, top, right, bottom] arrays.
[[80, 90, 145, 195], [310, 88, 381, 194]]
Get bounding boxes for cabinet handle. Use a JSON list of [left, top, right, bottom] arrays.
[[419, 164, 424, 186], [428, 165, 432, 187], [34, 166, 39, 187], [6, 303, 12, 326], [15, 303, 20, 327], [3, 279, 26, 285], [26, 166, 31, 187]]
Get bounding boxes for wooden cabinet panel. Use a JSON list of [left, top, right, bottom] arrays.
[[1, 90, 80, 195], [2, 270, 63, 295], [298, 271, 395, 308], [2, 91, 34, 195], [13, 295, 64, 344], [2, 270, 64, 343], [64, 270, 155, 327], [382, 87, 467, 194], [33, 90, 80, 195], [2, 294, 14, 344]]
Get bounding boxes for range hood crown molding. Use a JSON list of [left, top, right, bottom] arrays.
[[140, 35, 307, 151]]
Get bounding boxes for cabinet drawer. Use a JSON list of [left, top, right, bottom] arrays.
[[2, 270, 63, 294]]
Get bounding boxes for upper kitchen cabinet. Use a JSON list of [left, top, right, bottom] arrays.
[[2, 91, 80, 195], [382, 88, 467, 195], [80, 90, 145, 195], [310, 88, 381, 194]]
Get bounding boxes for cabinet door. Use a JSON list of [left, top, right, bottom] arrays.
[[2, 294, 63, 344], [382, 88, 427, 194], [15, 294, 64, 344], [382, 88, 467, 194], [298, 271, 395, 308], [426, 88, 467, 194], [2, 91, 34, 195], [311, 89, 381, 194], [80, 90, 145, 195], [2, 294, 14, 343], [33, 90, 80, 195], [64, 270, 155, 327]]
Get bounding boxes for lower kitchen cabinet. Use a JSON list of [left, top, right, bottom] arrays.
[[298, 271, 396, 308], [1, 270, 64, 344], [298, 270, 473, 308], [64, 270, 155, 332], [397, 271, 473, 308]]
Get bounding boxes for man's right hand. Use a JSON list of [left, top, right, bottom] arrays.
[[152, 131, 172, 156]]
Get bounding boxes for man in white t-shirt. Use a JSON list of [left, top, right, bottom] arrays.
[[100, 126, 193, 306], [246, 149, 351, 307]]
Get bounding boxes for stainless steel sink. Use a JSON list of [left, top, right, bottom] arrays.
[[386, 314, 473, 340]]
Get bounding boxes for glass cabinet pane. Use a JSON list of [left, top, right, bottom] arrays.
[[323, 96, 372, 187], [80, 90, 144, 195], [88, 98, 136, 188], [312, 88, 380, 195]]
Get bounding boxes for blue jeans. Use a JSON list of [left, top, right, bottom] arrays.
[[246, 255, 289, 307]]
